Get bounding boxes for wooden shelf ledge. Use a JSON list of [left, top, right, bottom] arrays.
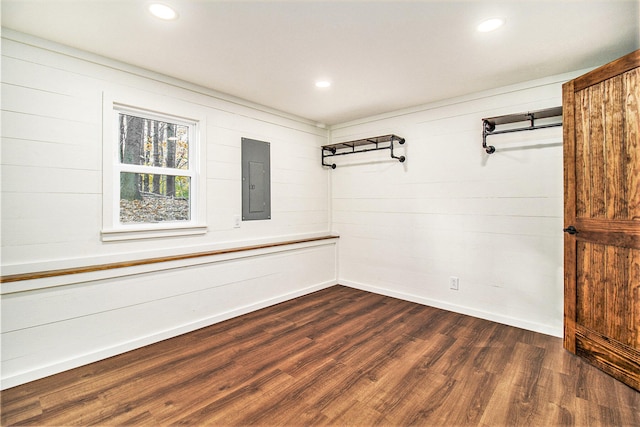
[[0, 235, 339, 284]]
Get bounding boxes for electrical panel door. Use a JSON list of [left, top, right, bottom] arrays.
[[242, 138, 271, 221]]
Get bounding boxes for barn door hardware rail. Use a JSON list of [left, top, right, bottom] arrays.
[[322, 134, 406, 168], [482, 106, 563, 154]]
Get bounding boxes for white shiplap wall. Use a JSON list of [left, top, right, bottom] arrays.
[[0, 30, 335, 389], [329, 73, 585, 337], [1, 31, 330, 270], [1, 28, 588, 390]]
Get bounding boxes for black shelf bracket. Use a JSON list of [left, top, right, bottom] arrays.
[[482, 106, 563, 154], [322, 134, 406, 168]]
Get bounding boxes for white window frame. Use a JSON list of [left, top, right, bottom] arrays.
[[101, 90, 207, 241]]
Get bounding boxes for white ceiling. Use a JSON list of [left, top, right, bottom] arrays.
[[2, 1, 639, 125]]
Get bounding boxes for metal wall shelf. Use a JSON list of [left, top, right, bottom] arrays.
[[322, 134, 406, 168], [482, 106, 563, 154]]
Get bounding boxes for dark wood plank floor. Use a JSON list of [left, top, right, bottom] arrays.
[[2, 285, 639, 426]]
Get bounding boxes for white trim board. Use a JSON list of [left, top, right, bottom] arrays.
[[340, 279, 563, 338], [0, 236, 339, 295]]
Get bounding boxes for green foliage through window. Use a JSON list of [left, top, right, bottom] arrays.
[[117, 112, 193, 224]]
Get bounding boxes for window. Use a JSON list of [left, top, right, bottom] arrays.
[[117, 109, 192, 223], [102, 92, 207, 241]]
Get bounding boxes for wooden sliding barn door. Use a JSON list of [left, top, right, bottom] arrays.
[[563, 49, 640, 391]]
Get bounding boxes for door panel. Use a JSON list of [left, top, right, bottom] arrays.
[[625, 68, 640, 217], [563, 50, 640, 391], [576, 242, 638, 345]]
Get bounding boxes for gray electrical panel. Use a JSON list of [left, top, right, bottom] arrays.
[[241, 138, 271, 221]]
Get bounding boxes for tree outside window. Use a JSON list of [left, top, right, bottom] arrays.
[[116, 111, 193, 224]]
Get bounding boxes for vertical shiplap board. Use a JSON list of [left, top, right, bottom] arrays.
[[330, 74, 581, 337], [1, 31, 333, 388]]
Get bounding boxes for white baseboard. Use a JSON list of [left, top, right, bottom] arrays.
[[1, 280, 337, 390], [340, 279, 563, 338]]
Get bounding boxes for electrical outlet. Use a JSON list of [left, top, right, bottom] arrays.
[[233, 214, 241, 228], [449, 276, 459, 290]]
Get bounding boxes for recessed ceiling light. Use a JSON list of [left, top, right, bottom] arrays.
[[149, 3, 178, 20], [477, 18, 505, 32], [315, 80, 331, 88]]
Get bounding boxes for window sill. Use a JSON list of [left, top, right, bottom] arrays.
[[101, 225, 208, 242]]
